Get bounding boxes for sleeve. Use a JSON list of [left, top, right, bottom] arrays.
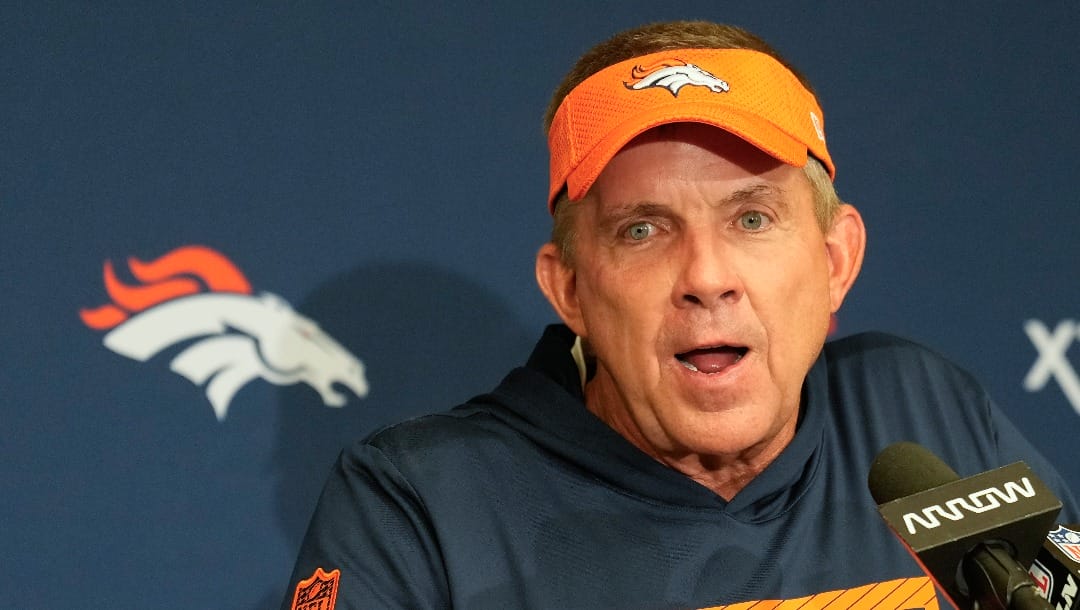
[[986, 394, 1080, 525], [279, 442, 450, 610]]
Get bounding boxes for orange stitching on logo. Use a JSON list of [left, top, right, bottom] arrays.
[[291, 567, 340, 610]]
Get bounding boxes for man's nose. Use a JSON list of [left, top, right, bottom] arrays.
[[672, 232, 743, 309]]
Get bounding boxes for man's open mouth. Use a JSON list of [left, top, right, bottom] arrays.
[[676, 346, 748, 374]]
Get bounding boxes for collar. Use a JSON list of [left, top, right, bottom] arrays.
[[496, 324, 827, 519]]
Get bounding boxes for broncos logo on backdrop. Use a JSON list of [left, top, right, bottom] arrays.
[[624, 59, 730, 97], [80, 245, 368, 420]]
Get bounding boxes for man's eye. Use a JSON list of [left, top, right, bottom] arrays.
[[738, 211, 770, 231], [626, 221, 655, 241]]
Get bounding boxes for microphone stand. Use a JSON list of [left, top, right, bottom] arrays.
[[963, 543, 1052, 610]]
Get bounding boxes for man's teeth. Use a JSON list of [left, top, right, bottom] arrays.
[[679, 358, 700, 372], [676, 349, 745, 374]]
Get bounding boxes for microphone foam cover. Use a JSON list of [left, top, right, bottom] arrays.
[[868, 442, 961, 505]]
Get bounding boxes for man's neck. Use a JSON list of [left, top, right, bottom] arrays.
[[582, 375, 797, 501]]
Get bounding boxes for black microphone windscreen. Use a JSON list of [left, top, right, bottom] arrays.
[[868, 441, 961, 505]]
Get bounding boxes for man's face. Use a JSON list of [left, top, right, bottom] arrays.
[[541, 124, 857, 471]]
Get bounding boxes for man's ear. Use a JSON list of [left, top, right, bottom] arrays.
[[535, 242, 586, 337], [824, 203, 867, 312]]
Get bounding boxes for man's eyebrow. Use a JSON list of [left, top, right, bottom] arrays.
[[600, 201, 670, 219], [721, 183, 788, 207]]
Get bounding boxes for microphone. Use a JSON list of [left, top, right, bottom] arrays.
[[1029, 524, 1080, 609], [868, 442, 1062, 610]]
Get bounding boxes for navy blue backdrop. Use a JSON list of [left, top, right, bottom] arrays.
[[2, 3, 1078, 608]]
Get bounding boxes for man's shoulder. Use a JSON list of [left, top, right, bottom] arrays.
[[827, 330, 939, 357], [359, 401, 509, 457], [823, 331, 988, 402], [826, 331, 972, 375]]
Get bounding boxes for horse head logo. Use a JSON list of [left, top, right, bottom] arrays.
[[81, 245, 368, 420], [624, 60, 730, 97]]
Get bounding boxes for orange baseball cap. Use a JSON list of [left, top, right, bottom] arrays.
[[547, 48, 834, 213]]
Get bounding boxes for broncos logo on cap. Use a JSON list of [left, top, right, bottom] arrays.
[[624, 59, 730, 97], [81, 245, 368, 420]]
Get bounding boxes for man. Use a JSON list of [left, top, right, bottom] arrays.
[[283, 21, 1078, 609]]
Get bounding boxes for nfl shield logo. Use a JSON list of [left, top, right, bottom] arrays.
[[1047, 525, 1080, 563], [291, 567, 340, 610]]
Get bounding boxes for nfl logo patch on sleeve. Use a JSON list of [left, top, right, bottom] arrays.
[[291, 567, 340, 610]]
